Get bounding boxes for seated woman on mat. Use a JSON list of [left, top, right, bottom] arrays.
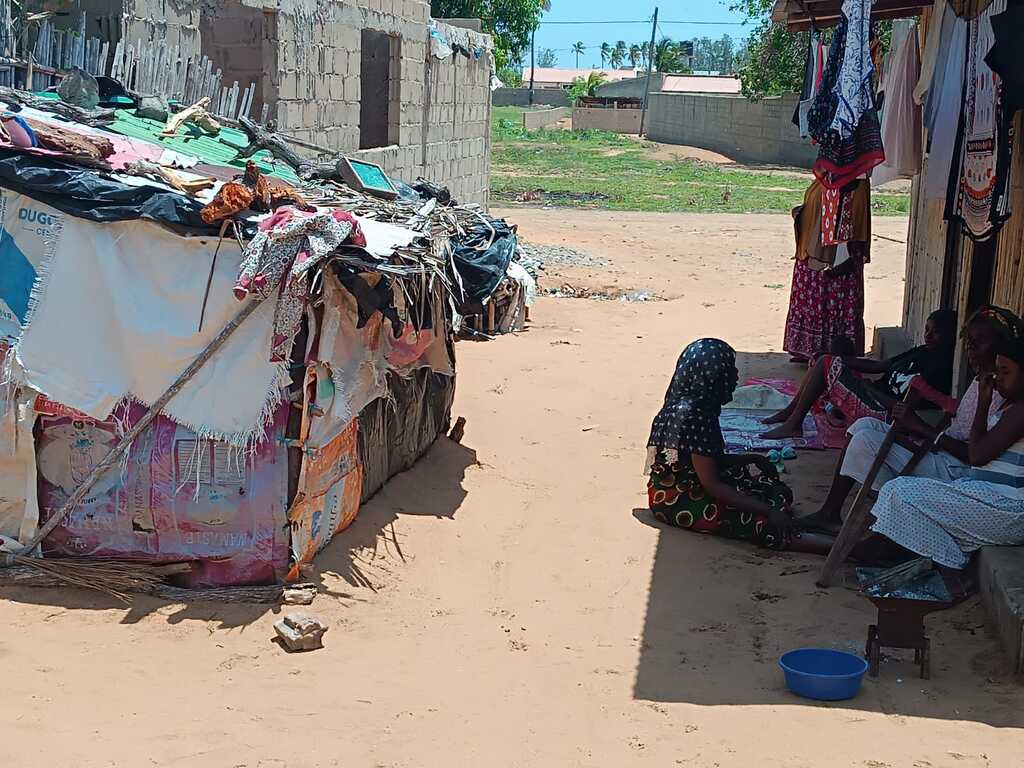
[[759, 309, 958, 441], [802, 306, 1022, 534], [646, 338, 833, 554], [862, 335, 1024, 573]]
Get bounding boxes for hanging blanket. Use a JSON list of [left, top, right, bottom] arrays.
[[12, 196, 289, 447], [947, 0, 1015, 241]]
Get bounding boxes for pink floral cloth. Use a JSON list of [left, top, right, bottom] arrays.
[[783, 255, 865, 361], [235, 207, 356, 362]]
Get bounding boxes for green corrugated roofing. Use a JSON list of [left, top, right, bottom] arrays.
[[105, 109, 302, 184]]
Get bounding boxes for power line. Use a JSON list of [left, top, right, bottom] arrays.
[[539, 19, 746, 26]]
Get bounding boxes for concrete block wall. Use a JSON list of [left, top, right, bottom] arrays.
[[492, 87, 571, 108], [646, 92, 816, 169], [122, 0, 492, 205], [572, 106, 641, 134], [522, 107, 569, 131]]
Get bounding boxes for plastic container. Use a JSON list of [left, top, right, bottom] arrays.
[[779, 648, 869, 701]]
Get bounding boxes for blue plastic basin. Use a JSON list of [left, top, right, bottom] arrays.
[[779, 648, 869, 701]]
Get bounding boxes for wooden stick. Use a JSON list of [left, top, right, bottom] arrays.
[[15, 296, 267, 556], [161, 96, 211, 136], [817, 425, 896, 587]]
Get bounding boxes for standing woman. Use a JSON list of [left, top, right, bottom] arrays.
[[783, 179, 871, 362], [646, 339, 833, 554]]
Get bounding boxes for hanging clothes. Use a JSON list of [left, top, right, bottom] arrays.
[[829, 0, 875, 138], [922, 9, 969, 200], [985, 0, 1024, 115], [915, 0, 950, 104], [873, 26, 923, 184], [793, 29, 826, 139], [808, 9, 886, 189], [946, 0, 1015, 241]]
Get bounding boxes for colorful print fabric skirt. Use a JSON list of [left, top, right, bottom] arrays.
[[783, 257, 865, 360], [648, 452, 794, 549]]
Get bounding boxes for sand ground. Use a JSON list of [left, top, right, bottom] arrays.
[[1, 209, 1021, 767]]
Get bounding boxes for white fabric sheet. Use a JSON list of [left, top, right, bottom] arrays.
[[14, 204, 287, 445], [0, 390, 39, 545]]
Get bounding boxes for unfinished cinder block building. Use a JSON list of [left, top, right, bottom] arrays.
[[73, 0, 492, 203]]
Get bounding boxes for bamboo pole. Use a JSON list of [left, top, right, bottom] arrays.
[[14, 295, 268, 556]]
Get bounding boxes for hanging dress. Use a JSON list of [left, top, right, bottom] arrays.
[[946, 0, 1015, 241]]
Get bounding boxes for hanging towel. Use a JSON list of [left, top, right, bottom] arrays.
[[873, 27, 923, 184]]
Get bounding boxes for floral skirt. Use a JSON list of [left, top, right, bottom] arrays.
[[648, 452, 794, 549], [783, 258, 865, 360]]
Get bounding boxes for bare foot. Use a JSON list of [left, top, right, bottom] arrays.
[[797, 510, 843, 535], [759, 424, 804, 440], [762, 410, 790, 425]]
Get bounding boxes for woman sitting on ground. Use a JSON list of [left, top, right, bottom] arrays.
[[759, 309, 958, 441], [801, 306, 1021, 533], [646, 338, 833, 554], [864, 335, 1024, 573]]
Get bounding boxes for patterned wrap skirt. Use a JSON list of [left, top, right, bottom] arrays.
[[783, 257, 865, 360], [648, 451, 794, 549]]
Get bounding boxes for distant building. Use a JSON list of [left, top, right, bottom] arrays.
[[521, 67, 643, 89], [594, 73, 741, 100]]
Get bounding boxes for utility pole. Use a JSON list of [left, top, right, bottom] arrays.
[[638, 7, 658, 137], [529, 27, 536, 105]]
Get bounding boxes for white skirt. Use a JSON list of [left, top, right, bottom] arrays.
[[870, 476, 1024, 568]]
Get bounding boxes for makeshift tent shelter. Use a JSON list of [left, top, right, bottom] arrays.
[[0, 87, 517, 589]]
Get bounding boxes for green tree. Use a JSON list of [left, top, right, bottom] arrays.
[[572, 41, 586, 67], [628, 43, 642, 68], [430, 0, 546, 70], [730, 0, 807, 97], [654, 38, 686, 72], [611, 40, 627, 68], [567, 71, 608, 100], [599, 42, 612, 68], [537, 47, 558, 67]]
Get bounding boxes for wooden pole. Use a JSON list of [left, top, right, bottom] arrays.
[[638, 7, 659, 137], [529, 27, 535, 105], [15, 295, 267, 556]]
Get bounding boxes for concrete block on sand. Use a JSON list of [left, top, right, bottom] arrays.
[[275, 613, 329, 651], [979, 547, 1024, 673]]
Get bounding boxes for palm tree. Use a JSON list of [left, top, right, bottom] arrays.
[[567, 71, 608, 101], [640, 41, 651, 69], [572, 41, 586, 68], [599, 42, 612, 68], [654, 37, 680, 73], [628, 44, 642, 69], [612, 40, 628, 69]]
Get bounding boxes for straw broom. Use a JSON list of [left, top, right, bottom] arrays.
[[0, 556, 192, 602]]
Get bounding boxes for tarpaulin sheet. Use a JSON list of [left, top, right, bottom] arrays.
[[288, 420, 363, 565], [36, 400, 290, 585], [451, 216, 517, 304], [0, 192, 60, 343], [12, 195, 288, 446], [0, 149, 214, 231]]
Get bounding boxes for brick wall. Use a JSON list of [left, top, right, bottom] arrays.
[[646, 92, 816, 169], [572, 106, 641, 134], [125, 0, 492, 206], [522, 107, 569, 130], [492, 87, 571, 108]]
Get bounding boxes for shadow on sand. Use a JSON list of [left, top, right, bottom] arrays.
[[632, 350, 1024, 727]]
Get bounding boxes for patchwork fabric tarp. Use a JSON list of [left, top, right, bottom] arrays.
[[11, 193, 289, 446]]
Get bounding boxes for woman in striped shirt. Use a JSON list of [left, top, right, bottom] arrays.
[[868, 336, 1024, 572]]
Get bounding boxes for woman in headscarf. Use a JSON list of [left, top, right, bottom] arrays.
[[647, 339, 832, 554]]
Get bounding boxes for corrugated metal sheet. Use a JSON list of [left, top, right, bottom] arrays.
[[105, 109, 302, 184]]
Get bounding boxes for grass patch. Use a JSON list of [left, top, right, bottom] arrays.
[[490, 119, 911, 216]]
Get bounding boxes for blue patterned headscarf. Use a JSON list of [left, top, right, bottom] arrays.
[[647, 338, 737, 457]]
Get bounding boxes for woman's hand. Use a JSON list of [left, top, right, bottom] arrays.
[[979, 373, 995, 407], [892, 402, 935, 440], [752, 455, 778, 477], [768, 508, 796, 544]]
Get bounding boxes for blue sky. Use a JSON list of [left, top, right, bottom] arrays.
[[531, 0, 751, 69]]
